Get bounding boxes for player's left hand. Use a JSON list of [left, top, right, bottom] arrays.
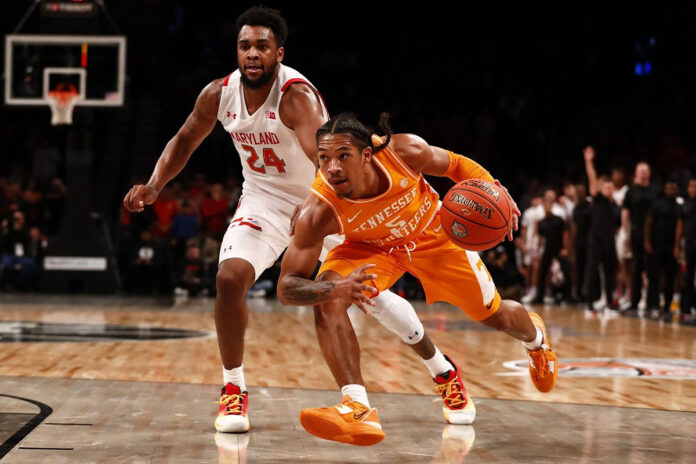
[[494, 179, 520, 241]]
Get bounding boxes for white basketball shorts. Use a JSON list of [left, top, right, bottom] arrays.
[[219, 195, 346, 281]]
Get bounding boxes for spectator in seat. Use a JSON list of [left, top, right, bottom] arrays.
[[152, 187, 178, 238], [127, 228, 163, 294], [486, 245, 524, 299], [201, 183, 229, 240], [44, 178, 67, 235], [0, 211, 37, 290], [21, 178, 44, 229], [174, 243, 214, 297]]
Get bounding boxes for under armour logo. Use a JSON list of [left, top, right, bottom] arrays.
[[265, 111, 276, 119], [226, 111, 231, 118]]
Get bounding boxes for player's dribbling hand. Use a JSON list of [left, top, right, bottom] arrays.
[[123, 184, 159, 212], [335, 263, 379, 315], [494, 179, 520, 241]]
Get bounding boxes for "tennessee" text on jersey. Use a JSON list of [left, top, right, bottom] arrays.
[[355, 194, 434, 247], [352, 187, 418, 233]]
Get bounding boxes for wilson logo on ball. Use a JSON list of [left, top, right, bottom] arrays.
[[447, 192, 494, 220], [451, 221, 468, 238]]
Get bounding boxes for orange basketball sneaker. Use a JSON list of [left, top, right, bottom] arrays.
[[526, 313, 559, 392], [433, 355, 476, 425], [215, 383, 250, 433], [299, 396, 385, 446]]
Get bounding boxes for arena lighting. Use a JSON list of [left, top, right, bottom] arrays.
[[635, 61, 653, 76], [40, 0, 98, 18], [635, 63, 643, 76]]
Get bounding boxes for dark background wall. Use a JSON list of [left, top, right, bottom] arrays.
[[2, 1, 696, 211]]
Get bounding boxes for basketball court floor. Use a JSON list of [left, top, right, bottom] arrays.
[[0, 295, 694, 463]]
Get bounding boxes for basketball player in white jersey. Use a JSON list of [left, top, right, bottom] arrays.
[[123, 6, 474, 434]]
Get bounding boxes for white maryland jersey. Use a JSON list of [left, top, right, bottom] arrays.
[[217, 64, 328, 212]]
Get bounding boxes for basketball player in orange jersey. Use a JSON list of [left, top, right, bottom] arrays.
[[278, 114, 559, 446], [123, 7, 475, 434]]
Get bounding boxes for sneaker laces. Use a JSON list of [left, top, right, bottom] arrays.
[[388, 240, 417, 262], [433, 376, 467, 409], [217, 393, 245, 414]]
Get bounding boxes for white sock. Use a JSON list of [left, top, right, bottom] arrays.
[[341, 384, 370, 408], [523, 327, 544, 351], [223, 365, 246, 391], [423, 347, 454, 377]]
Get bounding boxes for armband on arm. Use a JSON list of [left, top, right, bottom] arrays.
[[443, 151, 495, 183]]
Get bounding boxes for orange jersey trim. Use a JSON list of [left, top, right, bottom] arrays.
[[310, 135, 440, 248], [310, 188, 345, 234]]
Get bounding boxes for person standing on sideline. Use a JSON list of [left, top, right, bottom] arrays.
[[583, 147, 619, 312], [572, 184, 591, 303], [644, 180, 681, 320], [676, 178, 696, 322], [622, 162, 656, 310]]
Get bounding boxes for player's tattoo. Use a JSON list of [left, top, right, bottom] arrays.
[[282, 277, 335, 305]]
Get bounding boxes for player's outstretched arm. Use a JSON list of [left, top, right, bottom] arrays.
[[391, 134, 494, 181], [390, 134, 520, 239], [123, 79, 223, 212], [583, 146, 599, 197], [279, 83, 327, 165], [278, 197, 377, 312]]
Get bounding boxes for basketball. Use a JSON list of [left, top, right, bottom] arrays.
[[440, 179, 511, 251]]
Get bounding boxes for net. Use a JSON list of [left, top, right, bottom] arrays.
[[47, 83, 80, 125]]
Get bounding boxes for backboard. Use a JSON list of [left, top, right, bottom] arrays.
[[4, 34, 126, 107]]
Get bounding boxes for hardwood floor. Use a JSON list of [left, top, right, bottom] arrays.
[[1, 295, 695, 462]]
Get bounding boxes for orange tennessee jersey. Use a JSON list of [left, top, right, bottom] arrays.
[[310, 135, 440, 248]]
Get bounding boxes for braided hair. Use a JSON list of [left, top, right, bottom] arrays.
[[316, 113, 393, 153]]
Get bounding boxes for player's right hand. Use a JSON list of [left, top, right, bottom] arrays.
[[123, 184, 159, 212], [335, 263, 379, 315], [583, 146, 595, 162]]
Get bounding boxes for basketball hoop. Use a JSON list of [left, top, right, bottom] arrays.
[[47, 83, 80, 125]]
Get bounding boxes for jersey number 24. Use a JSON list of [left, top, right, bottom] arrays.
[[242, 144, 286, 174]]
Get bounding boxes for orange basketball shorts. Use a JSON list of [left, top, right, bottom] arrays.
[[318, 215, 501, 321]]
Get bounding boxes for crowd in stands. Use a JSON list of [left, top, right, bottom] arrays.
[[511, 147, 696, 324], [0, 171, 66, 290], [3, 147, 696, 326], [118, 176, 246, 297]]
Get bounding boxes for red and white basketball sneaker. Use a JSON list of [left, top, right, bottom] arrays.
[[215, 383, 249, 433], [434, 355, 476, 425]]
